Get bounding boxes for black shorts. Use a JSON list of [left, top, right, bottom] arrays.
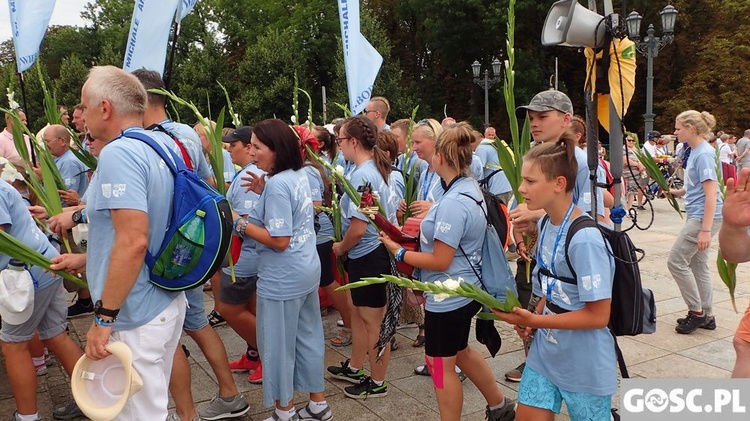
[[317, 241, 335, 287], [218, 272, 258, 305], [347, 244, 390, 308], [424, 300, 482, 357]]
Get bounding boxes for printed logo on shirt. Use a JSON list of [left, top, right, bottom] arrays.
[[436, 222, 452, 233], [243, 200, 255, 210], [702, 168, 711, 177], [582, 275, 592, 291], [102, 183, 112, 198], [269, 218, 285, 229], [64, 178, 73, 187], [112, 184, 126, 198]]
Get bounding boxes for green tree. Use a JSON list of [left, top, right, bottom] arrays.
[[57, 54, 89, 107]]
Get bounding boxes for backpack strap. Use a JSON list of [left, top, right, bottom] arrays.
[[146, 123, 194, 171], [125, 131, 186, 176], [561, 216, 598, 282], [457, 190, 489, 292], [479, 169, 502, 188]]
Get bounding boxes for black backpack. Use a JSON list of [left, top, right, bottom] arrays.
[[540, 215, 656, 377]]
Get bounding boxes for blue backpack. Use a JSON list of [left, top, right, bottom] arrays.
[[128, 132, 233, 291]]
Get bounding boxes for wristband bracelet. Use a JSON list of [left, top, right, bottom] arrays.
[[235, 218, 250, 236], [94, 314, 115, 327], [232, 216, 242, 231], [395, 247, 406, 262], [80, 208, 88, 224]]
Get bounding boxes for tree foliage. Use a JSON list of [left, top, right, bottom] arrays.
[[0, 0, 747, 136]]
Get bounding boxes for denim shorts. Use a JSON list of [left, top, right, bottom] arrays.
[[518, 364, 612, 419], [182, 286, 208, 331]]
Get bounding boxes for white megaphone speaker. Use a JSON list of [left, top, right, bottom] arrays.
[[542, 0, 606, 48]]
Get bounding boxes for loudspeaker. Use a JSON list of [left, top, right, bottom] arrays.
[[542, 0, 606, 48]]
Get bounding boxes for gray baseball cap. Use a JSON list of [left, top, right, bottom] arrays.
[[516, 90, 574, 120]]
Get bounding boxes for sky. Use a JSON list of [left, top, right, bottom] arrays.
[[0, 0, 91, 42]]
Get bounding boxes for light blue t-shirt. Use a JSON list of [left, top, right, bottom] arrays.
[[340, 160, 393, 259], [222, 148, 236, 182], [0, 181, 59, 290], [476, 142, 512, 194], [223, 162, 264, 277], [470, 154, 483, 180], [386, 171, 403, 223], [302, 164, 334, 245], [249, 169, 319, 300], [84, 128, 179, 331], [528, 213, 617, 396], [416, 168, 444, 202], [55, 149, 89, 199], [419, 177, 484, 312], [160, 120, 213, 181], [394, 151, 426, 176], [335, 150, 355, 177], [684, 141, 723, 219]]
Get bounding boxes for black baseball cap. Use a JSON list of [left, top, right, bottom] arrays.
[[221, 126, 252, 143]]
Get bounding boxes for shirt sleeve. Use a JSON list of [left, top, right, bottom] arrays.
[[0, 190, 12, 226], [568, 228, 613, 303], [263, 180, 293, 237], [431, 198, 467, 249], [91, 144, 148, 212], [696, 153, 718, 183]]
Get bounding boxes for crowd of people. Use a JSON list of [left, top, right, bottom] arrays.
[[0, 65, 747, 421]]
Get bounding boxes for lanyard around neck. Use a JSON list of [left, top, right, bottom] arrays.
[[537, 203, 575, 301], [420, 170, 435, 201]]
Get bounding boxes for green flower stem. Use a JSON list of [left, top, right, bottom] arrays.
[[0, 230, 85, 288]]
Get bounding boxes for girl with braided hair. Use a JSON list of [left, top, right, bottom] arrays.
[[326, 115, 395, 399]]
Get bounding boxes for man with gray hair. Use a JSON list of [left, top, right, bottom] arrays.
[[735, 129, 750, 171], [42, 124, 89, 206], [51, 65, 186, 420]]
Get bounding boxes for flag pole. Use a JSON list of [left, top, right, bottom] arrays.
[[16, 71, 36, 166], [164, 21, 180, 91]]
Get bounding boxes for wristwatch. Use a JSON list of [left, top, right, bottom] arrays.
[[93, 300, 120, 320], [72, 209, 84, 225]]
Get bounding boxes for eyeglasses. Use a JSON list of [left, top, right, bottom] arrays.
[[335, 136, 351, 146], [363, 109, 377, 115]]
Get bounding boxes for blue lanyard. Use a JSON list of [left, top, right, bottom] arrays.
[[232, 162, 254, 184], [420, 170, 435, 201], [537, 203, 575, 301]]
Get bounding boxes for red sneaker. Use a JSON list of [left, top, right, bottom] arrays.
[[228, 354, 260, 372], [248, 364, 262, 384]]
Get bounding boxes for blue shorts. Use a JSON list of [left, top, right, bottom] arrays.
[[518, 365, 612, 419], [182, 286, 208, 332]]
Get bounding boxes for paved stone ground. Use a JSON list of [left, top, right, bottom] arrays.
[[1, 197, 748, 420]]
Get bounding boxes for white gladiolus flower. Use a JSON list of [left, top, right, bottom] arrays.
[[433, 293, 450, 302], [442, 278, 461, 291], [334, 165, 344, 176], [290, 115, 297, 124], [504, 60, 510, 69], [6, 89, 19, 110], [1, 164, 24, 182], [0, 157, 8, 166], [434, 280, 443, 288]]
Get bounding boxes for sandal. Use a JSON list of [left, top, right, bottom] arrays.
[[413, 325, 425, 347], [390, 336, 399, 351], [330, 328, 352, 347]]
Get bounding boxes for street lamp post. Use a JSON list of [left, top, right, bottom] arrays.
[[626, 4, 678, 142], [471, 58, 502, 129]]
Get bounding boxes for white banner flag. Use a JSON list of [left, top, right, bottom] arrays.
[[8, 0, 57, 73], [123, 0, 180, 76], [337, 0, 383, 115], [175, 0, 198, 24]]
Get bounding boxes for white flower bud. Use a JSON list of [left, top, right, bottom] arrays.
[[291, 115, 297, 124], [442, 278, 461, 291], [433, 293, 450, 303], [334, 165, 345, 176]]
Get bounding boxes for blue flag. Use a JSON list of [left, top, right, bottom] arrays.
[[337, 0, 383, 115], [8, 0, 57, 73], [123, 0, 180, 76], [175, 0, 198, 24]]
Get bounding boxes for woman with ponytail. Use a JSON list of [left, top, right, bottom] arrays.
[[326, 115, 395, 399], [380, 123, 516, 421], [667, 110, 723, 334], [494, 132, 616, 421]]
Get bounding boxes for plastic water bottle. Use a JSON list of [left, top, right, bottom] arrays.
[[165, 211, 205, 278]]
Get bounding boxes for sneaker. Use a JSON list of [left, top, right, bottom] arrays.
[[199, 394, 251, 420], [327, 359, 365, 384], [298, 402, 333, 421], [485, 398, 517, 421], [504, 362, 525, 382], [343, 376, 388, 399], [166, 414, 203, 421], [676, 312, 708, 334], [248, 364, 263, 384], [229, 353, 261, 372], [67, 299, 93, 319], [10, 411, 40, 421], [677, 313, 716, 330], [52, 401, 84, 420], [336, 319, 344, 327], [208, 310, 226, 327], [34, 361, 48, 376]]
